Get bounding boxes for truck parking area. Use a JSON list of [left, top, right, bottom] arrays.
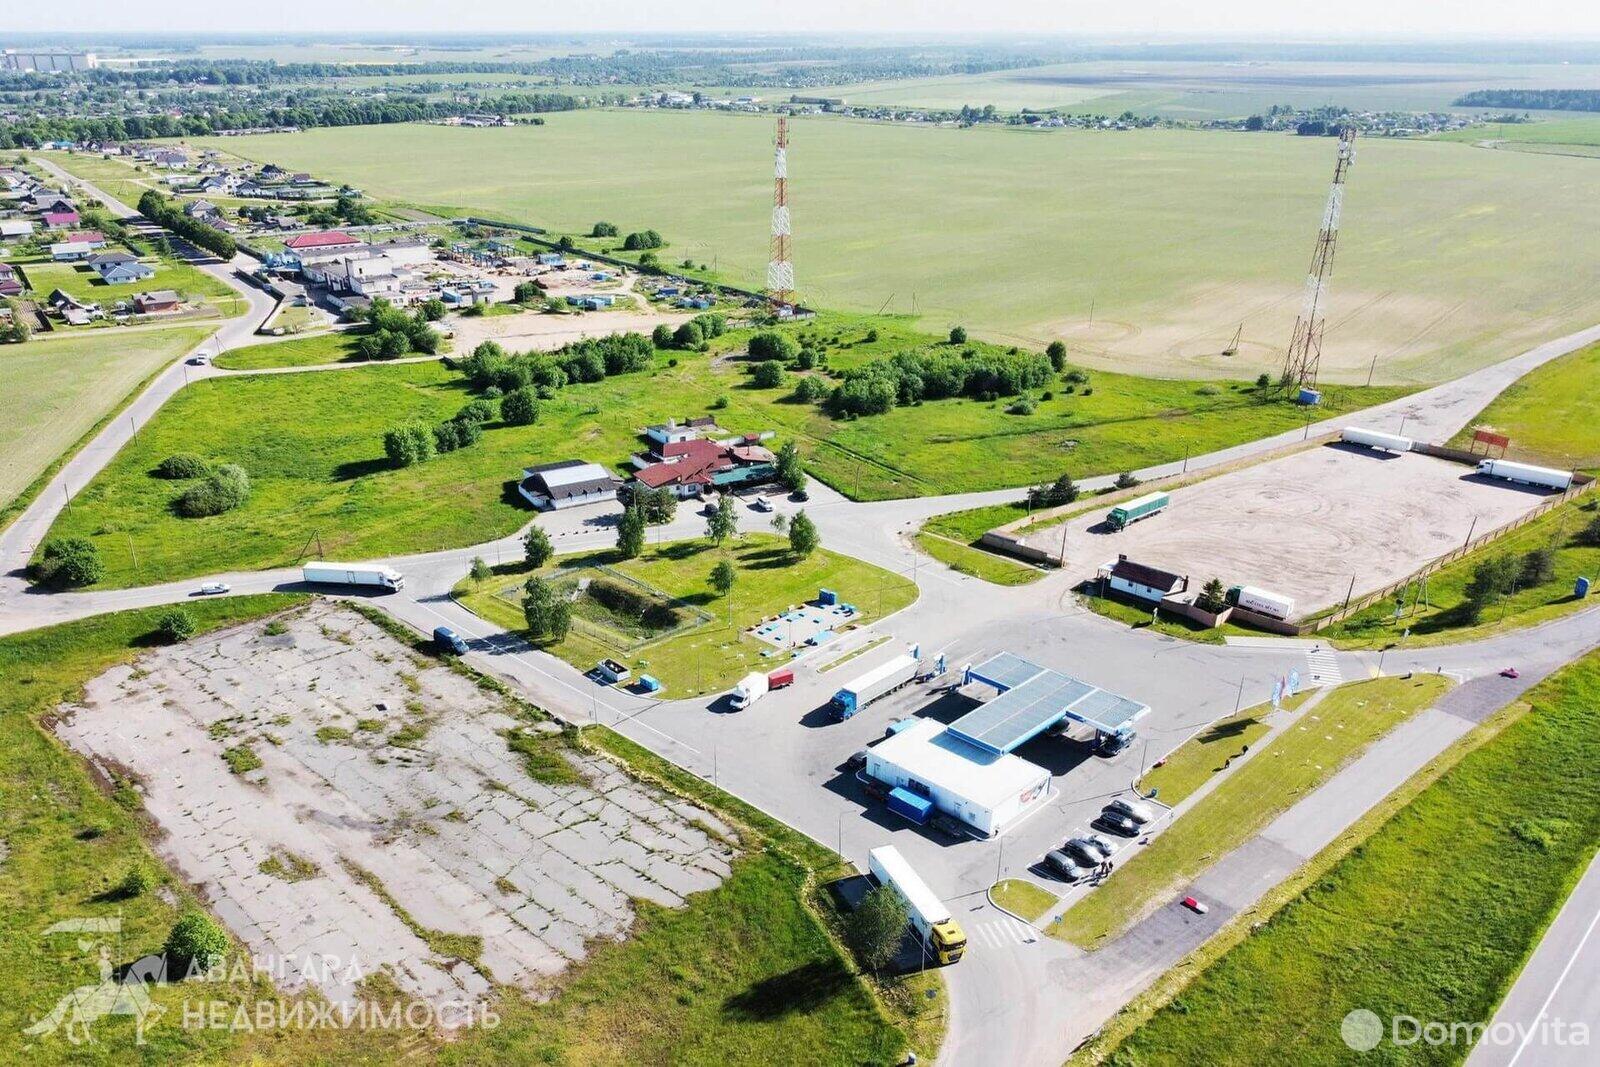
[[1059, 443, 1555, 617]]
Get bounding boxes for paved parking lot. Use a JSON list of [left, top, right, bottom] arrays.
[[1059, 444, 1555, 617]]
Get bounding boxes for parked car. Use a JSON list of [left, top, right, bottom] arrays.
[[197, 581, 230, 595], [1104, 798, 1156, 825], [930, 814, 967, 840], [1092, 811, 1141, 838], [846, 748, 869, 771], [1064, 837, 1110, 866], [1181, 895, 1209, 915], [432, 626, 469, 655], [187, 353, 210, 365], [1044, 850, 1091, 881], [789, 488, 809, 502], [749, 496, 773, 512]]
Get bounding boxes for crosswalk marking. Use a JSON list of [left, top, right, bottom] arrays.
[[971, 916, 1038, 949], [1306, 647, 1344, 687]]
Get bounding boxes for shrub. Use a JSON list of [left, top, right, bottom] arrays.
[[948, 325, 968, 344], [155, 452, 211, 479], [500, 387, 540, 426], [591, 221, 618, 237], [156, 609, 197, 644], [432, 420, 465, 453], [1046, 340, 1067, 371], [455, 399, 494, 425], [748, 331, 800, 362], [751, 361, 785, 388], [792, 375, 829, 403], [1028, 473, 1080, 508], [113, 866, 154, 900], [1063, 369, 1090, 385], [383, 422, 435, 468], [1256, 372, 1273, 389], [165, 911, 230, 972], [864, 328, 879, 343], [512, 280, 543, 304], [1574, 515, 1600, 548], [1196, 577, 1230, 614], [1521, 547, 1557, 586], [652, 324, 674, 347], [674, 320, 704, 349], [174, 464, 250, 518], [622, 229, 664, 251], [711, 395, 729, 410], [1114, 471, 1141, 490], [1006, 397, 1036, 415]]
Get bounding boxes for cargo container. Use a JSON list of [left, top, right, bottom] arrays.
[[595, 659, 631, 684], [1340, 427, 1413, 453], [1106, 491, 1170, 531], [301, 562, 404, 592], [1227, 584, 1297, 621], [1476, 459, 1573, 491], [831, 645, 920, 719], [766, 667, 795, 690], [866, 846, 966, 965]]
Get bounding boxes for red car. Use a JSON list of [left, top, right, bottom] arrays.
[[1500, 667, 1520, 679], [1181, 896, 1209, 915]]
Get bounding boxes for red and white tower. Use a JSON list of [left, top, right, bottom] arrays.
[[1282, 125, 1357, 389], [767, 116, 794, 309]]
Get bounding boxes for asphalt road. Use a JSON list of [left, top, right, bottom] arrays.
[[5, 157, 1600, 1067]]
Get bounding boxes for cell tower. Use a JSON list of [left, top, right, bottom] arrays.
[[1282, 125, 1357, 389], [767, 115, 794, 309]]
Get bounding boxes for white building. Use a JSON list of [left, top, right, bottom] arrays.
[[517, 460, 620, 511], [864, 718, 1052, 837], [1100, 555, 1188, 603]]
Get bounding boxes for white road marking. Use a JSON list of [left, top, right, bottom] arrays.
[[1504, 900, 1600, 1067]]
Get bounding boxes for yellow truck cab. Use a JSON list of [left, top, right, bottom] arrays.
[[928, 918, 967, 964], [867, 845, 966, 966]]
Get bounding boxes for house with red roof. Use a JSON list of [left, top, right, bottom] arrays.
[[64, 230, 106, 248], [284, 230, 361, 251], [631, 434, 777, 498], [43, 211, 80, 229]]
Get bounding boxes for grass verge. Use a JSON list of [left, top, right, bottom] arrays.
[[991, 880, 1059, 923], [1090, 651, 1600, 1065], [1134, 694, 1311, 807], [1447, 338, 1600, 472], [912, 531, 1046, 586], [1050, 674, 1452, 947]]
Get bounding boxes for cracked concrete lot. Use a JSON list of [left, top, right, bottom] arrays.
[[54, 603, 736, 1012]]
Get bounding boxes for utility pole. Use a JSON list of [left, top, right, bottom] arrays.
[[1463, 515, 1478, 548], [1234, 673, 1246, 713], [1342, 573, 1357, 612]]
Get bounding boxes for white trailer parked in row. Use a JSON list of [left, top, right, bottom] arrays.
[[1227, 584, 1297, 621], [301, 563, 405, 592], [866, 845, 967, 965], [1476, 459, 1574, 491], [1341, 426, 1413, 453]]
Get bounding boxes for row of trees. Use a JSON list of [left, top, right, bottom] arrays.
[[821, 347, 1054, 419], [137, 189, 236, 259], [652, 313, 727, 351], [458, 333, 655, 395], [353, 299, 441, 361], [383, 399, 498, 468]]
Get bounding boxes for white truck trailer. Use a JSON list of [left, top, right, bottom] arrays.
[[1227, 584, 1296, 621], [831, 645, 920, 720], [1476, 459, 1574, 491], [1341, 427, 1413, 453], [866, 845, 966, 965], [301, 562, 405, 592]]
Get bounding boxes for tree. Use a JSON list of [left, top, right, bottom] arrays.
[[632, 485, 677, 525], [591, 221, 618, 237], [500, 387, 540, 426], [706, 494, 738, 545], [709, 558, 737, 598], [788, 509, 820, 557], [522, 576, 557, 637], [1255, 372, 1272, 389], [1464, 554, 1521, 621], [1521, 547, 1557, 586], [847, 885, 909, 972], [771, 513, 789, 535], [948, 325, 968, 344], [652, 323, 674, 348], [157, 609, 197, 643], [617, 504, 647, 559], [776, 441, 807, 493], [792, 375, 829, 404], [165, 911, 229, 973], [1045, 340, 1067, 371], [383, 421, 435, 467], [674, 319, 704, 349], [1115, 472, 1141, 490], [33, 536, 104, 589], [546, 598, 573, 642], [1196, 578, 1229, 614], [174, 464, 250, 517], [751, 361, 784, 388], [418, 297, 446, 322], [470, 556, 492, 583], [747, 331, 799, 362], [513, 280, 544, 304], [523, 525, 553, 568], [1028, 472, 1080, 509]]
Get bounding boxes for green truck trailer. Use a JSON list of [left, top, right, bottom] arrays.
[[1106, 491, 1170, 531]]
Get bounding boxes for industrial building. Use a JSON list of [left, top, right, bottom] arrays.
[[863, 653, 1150, 837], [517, 460, 620, 511]]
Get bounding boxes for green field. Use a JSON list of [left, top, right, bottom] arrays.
[[189, 110, 1600, 383], [38, 319, 1405, 587], [1448, 339, 1600, 471], [0, 598, 923, 1065], [35, 151, 161, 208], [1051, 675, 1451, 947], [0, 326, 213, 514], [19, 257, 242, 316], [1105, 650, 1600, 1065], [456, 535, 918, 696], [1321, 495, 1600, 649], [213, 329, 370, 370]]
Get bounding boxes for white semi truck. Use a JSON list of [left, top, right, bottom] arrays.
[[1340, 427, 1413, 453], [866, 845, 966, 966], [1227, 584, 1297, 621], [1476, 459, 1574, 491], [301, 563, 405, 592]]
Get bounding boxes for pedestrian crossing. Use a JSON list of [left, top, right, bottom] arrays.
[[970, 916, 1038, 949], [1306, 646, 1344, 687]]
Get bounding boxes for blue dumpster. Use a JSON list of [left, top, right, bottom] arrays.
[[1577, 576, 1592, 599], [818, 588, 838, 606], [636, 674, 662, 694], [1297, 387, 1322, 406], [887, 787, 933, 825]]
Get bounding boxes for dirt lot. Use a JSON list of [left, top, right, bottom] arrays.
[[54, 603, 735, 1012], [1062, 444, 1556, 617], [448, 303, 694, 354]]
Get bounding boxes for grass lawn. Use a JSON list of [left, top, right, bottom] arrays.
[[913, 532, 1045, 586], [456, 534, 918, 696], [0, 326, 213, 515], [37, 150, 163, 208], [1103, 650, 1600, 1065], [187, 111, 1600, 384], [0, 597, 928, 1065], [20, 256, 244, 317], [212, 329, 370, 370], [42, 318, 1406, 587], [1447, 340, 1600, 471], [1136, 694, 1310, 807], [1320, 495, 1600, 650], [1051, 674, 1452, 947], [991, 879, 1059, 923]]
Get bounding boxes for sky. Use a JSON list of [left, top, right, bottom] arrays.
[[21, 1, 1600, 39]]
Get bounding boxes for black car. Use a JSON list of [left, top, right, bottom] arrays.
[[1044, 850, 1090, 882], [789, 488, 810, 502], [1092, 812, 1141, 838], [846, 748, 869, 771], [1064, 836, 1110, 866]]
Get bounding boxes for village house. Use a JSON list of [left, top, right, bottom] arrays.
[[90, 251, 156, 285]]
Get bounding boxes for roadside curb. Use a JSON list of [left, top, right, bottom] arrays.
[[985, 881, 1042, 931]]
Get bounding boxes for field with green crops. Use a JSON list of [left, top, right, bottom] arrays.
[[187, 109, 1600, 383]]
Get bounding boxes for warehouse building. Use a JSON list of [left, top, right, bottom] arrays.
[[517, 460, 620, 511]]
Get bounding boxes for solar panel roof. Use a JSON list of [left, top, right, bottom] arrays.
[[953, 653, 1149, 754]]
